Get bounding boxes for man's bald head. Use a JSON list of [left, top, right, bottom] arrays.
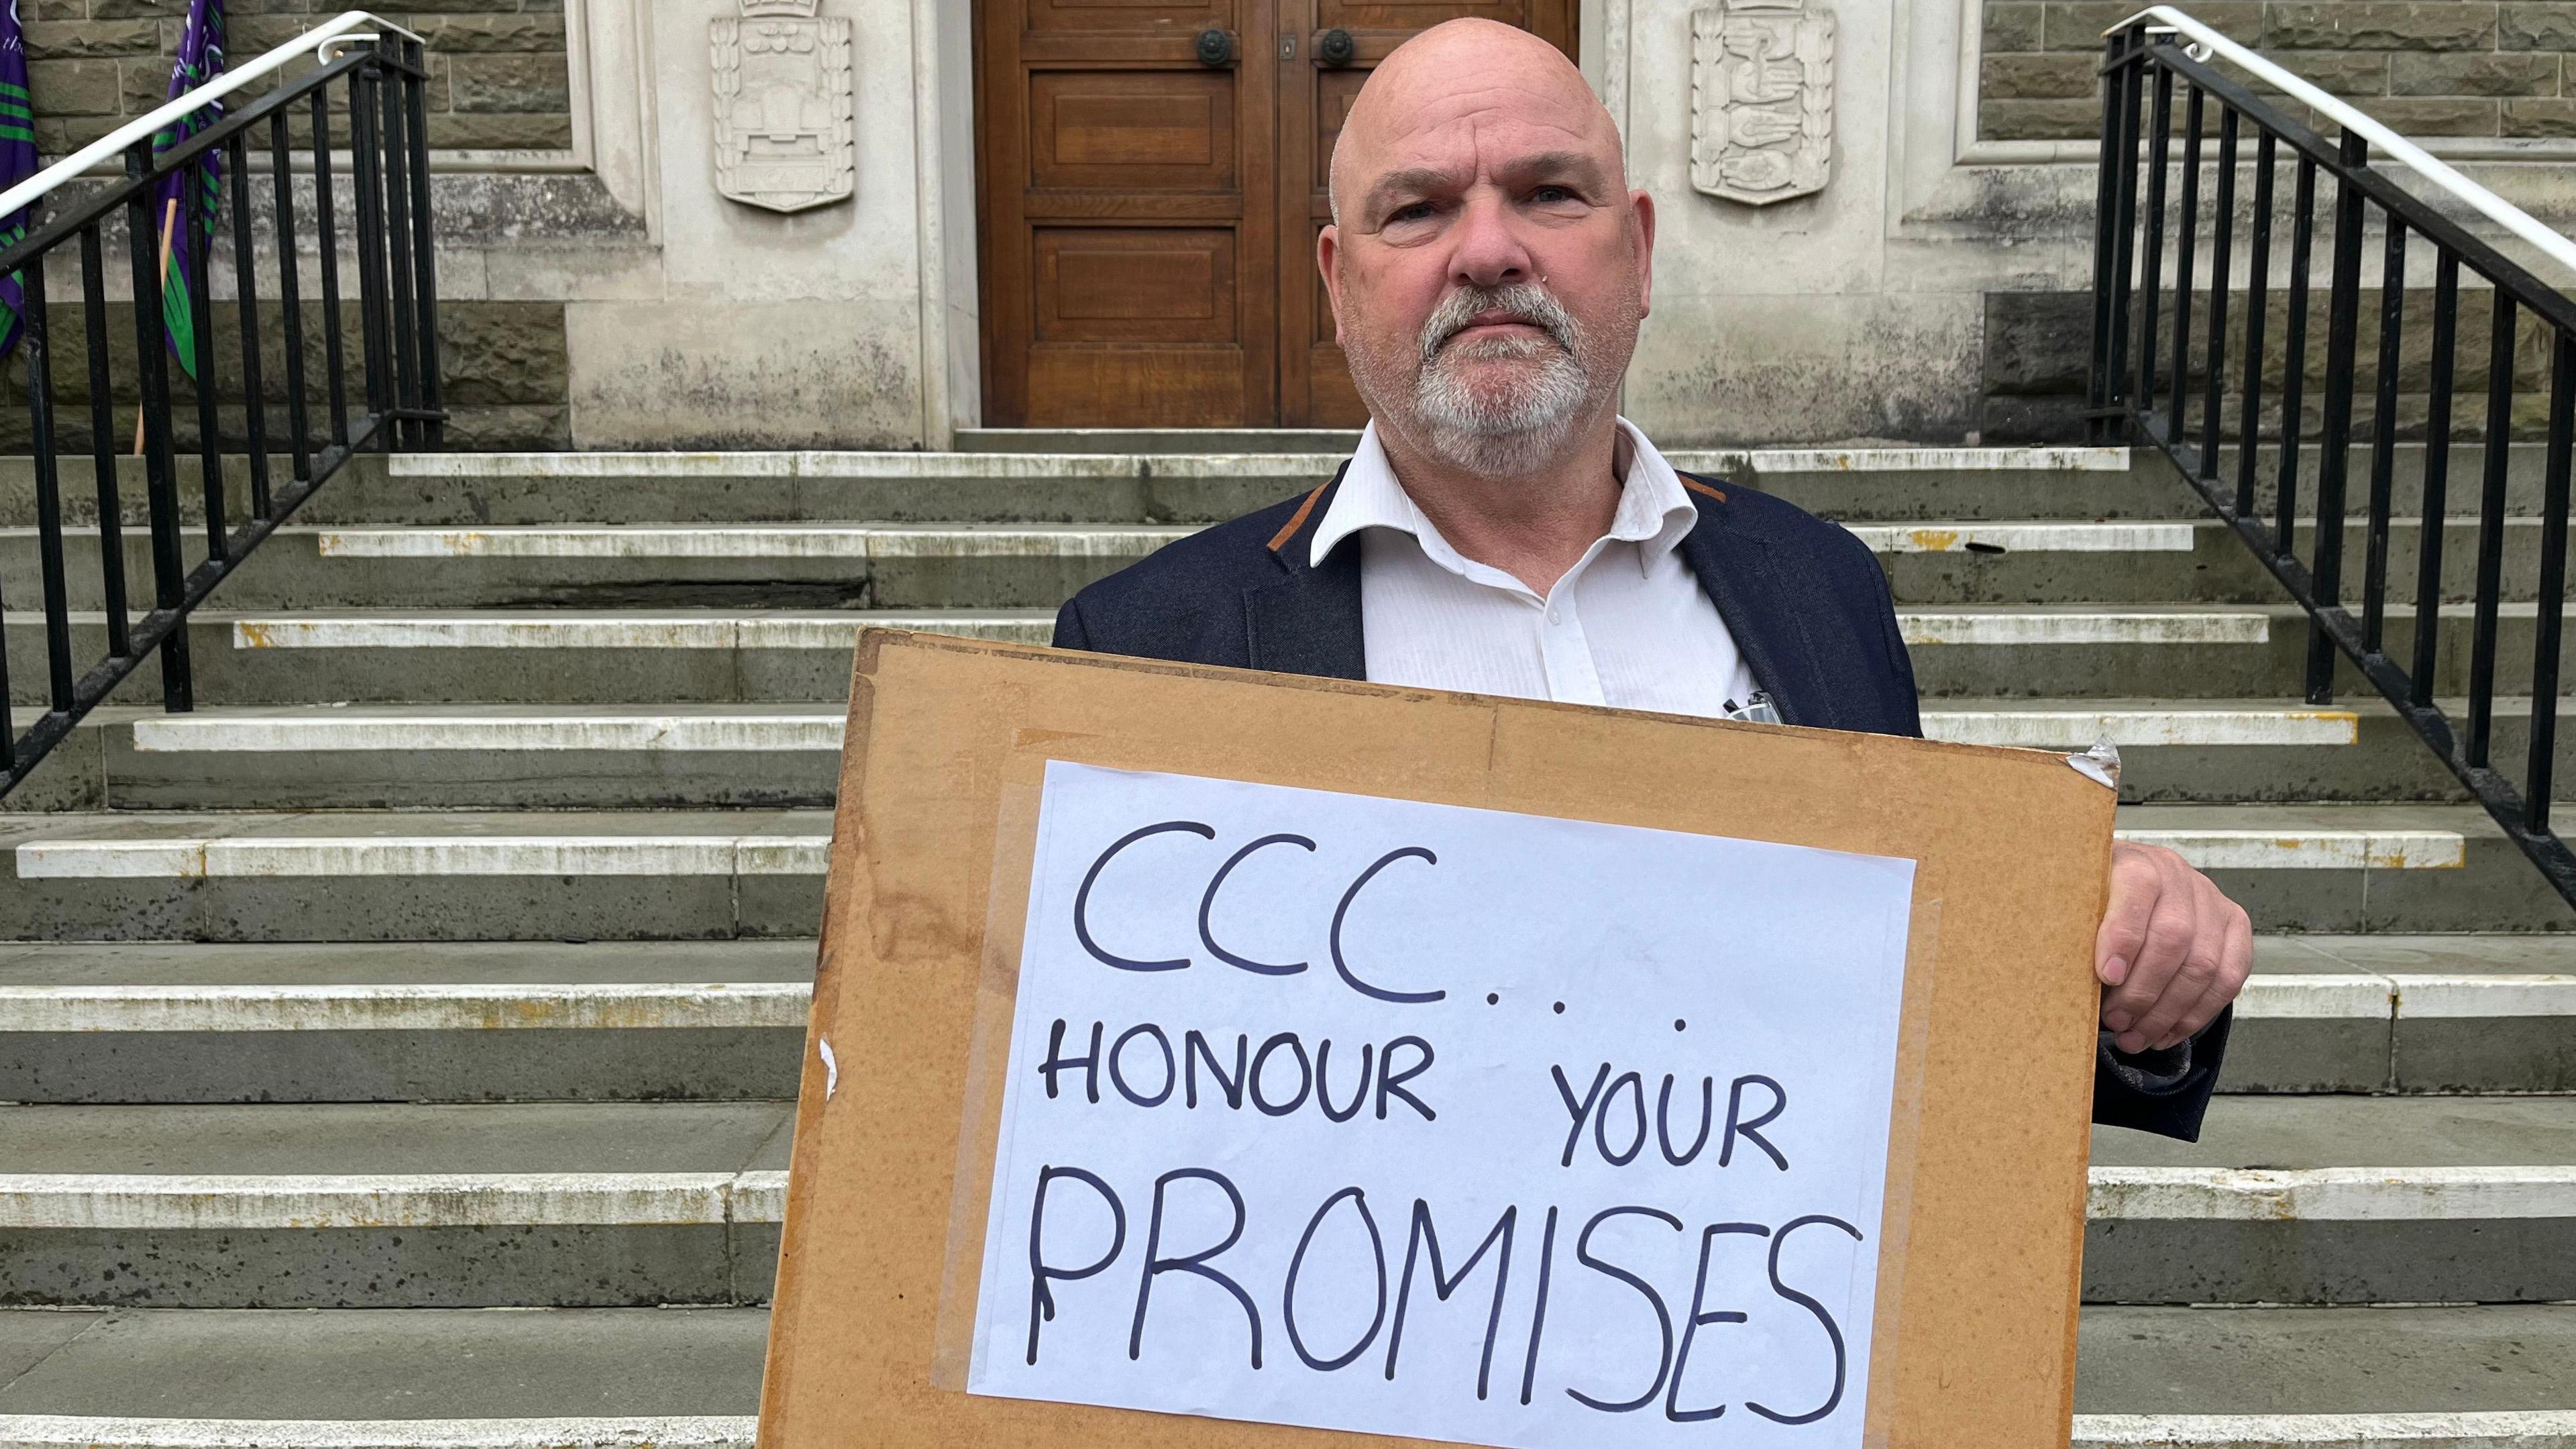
[[1328, 19, 1623, 228]]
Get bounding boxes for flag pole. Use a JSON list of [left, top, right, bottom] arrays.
[[131, 194, 177, 458]]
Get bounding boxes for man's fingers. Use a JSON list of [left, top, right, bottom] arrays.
[[2095, 843, 2256, 1055], [2094, 844, 2166, 988], [2151, 901, 2253, 1051], [2122, 926, 2222, 1051], [2101, 850, 2200, 1036]]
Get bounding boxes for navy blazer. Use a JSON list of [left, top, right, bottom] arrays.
[[1054, 466, 2229, 1140]]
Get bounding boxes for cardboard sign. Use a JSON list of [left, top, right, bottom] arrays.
[[761, 632, 2114, 1449]]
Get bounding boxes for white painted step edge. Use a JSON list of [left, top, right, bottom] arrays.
[[2, 973, 2568, 1032], [385, 446, 2134, 480], [0, 1172, 787, 1229], [13, 837, 833, 880], [10, 1413, 2564, 1449], [0, 1417, 764, 1449], [290, 521, 2198, 559], [2091, 1165, 2576, 1220], [9, 828, 2461, 878], [0, 1168, 2571, 1228], [214, 612, 2282, 650], [0, 983, 814, 1032], [121, 707, 2363, 754], [2078, 1413, 2576, 1448]]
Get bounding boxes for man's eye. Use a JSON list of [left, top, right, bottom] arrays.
[[1388, 201, 1434, 223], [1531, 186, 1578, 205]]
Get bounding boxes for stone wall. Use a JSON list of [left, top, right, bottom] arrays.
[[1982, 286, 2569, 442], [0, 297, 572, 452], [21, 1, 573, 156], [1982, 2, 2576, 141]]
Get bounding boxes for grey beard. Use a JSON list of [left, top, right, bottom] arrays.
[[1413, 335, 1591, 476], [1409, 286, 1594, 476]]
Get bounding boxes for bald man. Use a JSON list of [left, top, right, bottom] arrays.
[[1053, 19, 2250, 1140]]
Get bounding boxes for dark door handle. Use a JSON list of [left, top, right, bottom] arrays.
[[1195, 28, 1236, 66], [1316, 28, 1356, 66]]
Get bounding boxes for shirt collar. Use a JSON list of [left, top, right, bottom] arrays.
[[1310, 417, 1700, 578]]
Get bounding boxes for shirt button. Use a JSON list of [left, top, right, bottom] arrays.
[[1547, 608, 1561, 624]]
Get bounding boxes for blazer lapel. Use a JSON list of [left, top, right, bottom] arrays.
[[1676, 476, 1839, 729], [1246, 466, 1366, 680]]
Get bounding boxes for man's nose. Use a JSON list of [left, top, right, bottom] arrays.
[[1449, 190, 1537, 291]]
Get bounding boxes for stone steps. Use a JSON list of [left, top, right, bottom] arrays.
[[0, 941, 815, 1102], [23, 602, 2576, 705], [15, 518, 2576, 609], [1, 1305, 2575, 1443], [0, 936, 2565, 1103], [0, 1096, 2563, 1307], [0, 804, 2553, 938], [21, 698, 2576, 812], [3, 439, 2570, 1426], [0, 447, 2205, 527], [13, 444, 2572, 530], [0, 810, 830, 941]]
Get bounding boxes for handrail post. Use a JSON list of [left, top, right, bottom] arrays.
[[184, 146, 226, 565], [2527, 329, 2575, 832], [2104, 25, 2147, 442], [377, 41, 419, 448], [402, 37, 445, 448], [2087, 27, 2127, 444], [124, 140, 191, 713], [2304, 129, 2369, 706], [2199, 104, 2239, 484], [22, 252, 74, 712], [2136, 58, 2176, 429], [2233, 132, 2274, 519], [270, 111, 314, 486], [347, 50, 393, 449]]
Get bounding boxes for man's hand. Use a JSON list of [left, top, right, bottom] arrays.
[[2096, 841, 2253, 1054]]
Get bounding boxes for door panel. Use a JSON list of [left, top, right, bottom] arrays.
[[981, 0, 1277, 427], [1027, 0, 1228, 32], [1036, 228, 1236, 343], [1030, 73, 1233, 184], [975, 0, 1568, 427]]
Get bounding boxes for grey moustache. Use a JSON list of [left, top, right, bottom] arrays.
[[1421, 284, 1580, 361]]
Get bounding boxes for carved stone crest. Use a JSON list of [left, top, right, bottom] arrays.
[[710, 0, 855, 213], [1688, 0, 1835, 206]]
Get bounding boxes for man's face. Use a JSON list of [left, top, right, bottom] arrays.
[[1320, 28, 1654, 476]]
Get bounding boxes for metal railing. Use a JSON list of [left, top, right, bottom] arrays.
[[2091, 5, 2576, 905], [0, 12, 443, 798]]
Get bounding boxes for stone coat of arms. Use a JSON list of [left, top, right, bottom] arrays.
[[1688, 0, 1835, 205], [710, 0, 855, 213]]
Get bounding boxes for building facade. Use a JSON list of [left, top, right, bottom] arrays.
[[27, 0, 2576, 447]]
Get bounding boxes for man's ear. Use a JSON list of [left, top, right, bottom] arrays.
[[1317, 223, 1346, 344], [1629, 190, 1656, 319]]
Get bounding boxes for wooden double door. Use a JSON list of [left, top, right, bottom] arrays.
[[975, 0, 1577, 428]]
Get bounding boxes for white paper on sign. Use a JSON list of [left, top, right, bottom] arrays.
[[967, 761, 1917, 1449]]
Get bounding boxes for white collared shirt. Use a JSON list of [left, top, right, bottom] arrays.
[[1311, 418, 1760, 717]]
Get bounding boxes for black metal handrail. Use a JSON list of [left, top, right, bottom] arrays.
[[0, 34, 442, 798], [2091, 13, 2576, 904]]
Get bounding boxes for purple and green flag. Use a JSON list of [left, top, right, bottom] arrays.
[[150, 0, 225, 378], [0, 0, 42, 363]]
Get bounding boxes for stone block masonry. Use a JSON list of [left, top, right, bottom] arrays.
[[1980, 284, 2576, 443], [0, 298, 572, 451], [17, 1, 573, 156], [1982, 1, 2576, 141]]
